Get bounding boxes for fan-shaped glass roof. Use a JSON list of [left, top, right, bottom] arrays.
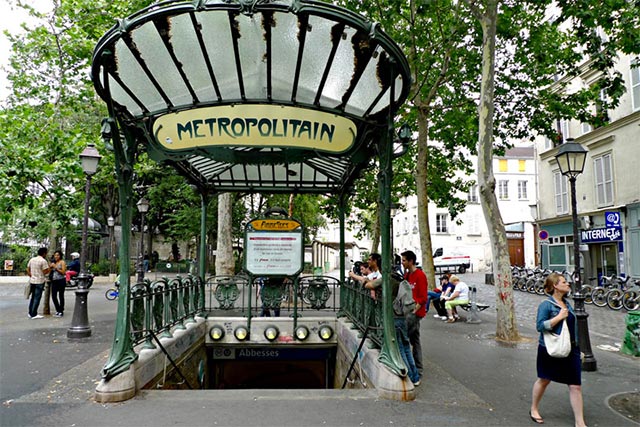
[[91, 0, 411, 195]]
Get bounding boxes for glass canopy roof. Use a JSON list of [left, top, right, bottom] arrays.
[[91, 0, 411, 195]]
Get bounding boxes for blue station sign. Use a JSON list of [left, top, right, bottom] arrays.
[[581, 226, 623, 243]]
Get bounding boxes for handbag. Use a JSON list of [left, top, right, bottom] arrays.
[[543, 318, 571, 357], [24, 282, 32, 299]]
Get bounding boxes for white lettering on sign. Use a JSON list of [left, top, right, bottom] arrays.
[[580, 227, 622, 242]]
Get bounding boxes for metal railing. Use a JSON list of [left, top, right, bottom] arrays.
[[127, 273, 383, 350], [129, 274, 203, 347]]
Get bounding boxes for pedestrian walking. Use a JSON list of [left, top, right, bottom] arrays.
[[401, 250, 428, 377], [530, 273, 587, 427], [26, 247, 51, 319], [49, 250, 67, 317]]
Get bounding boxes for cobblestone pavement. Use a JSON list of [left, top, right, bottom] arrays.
[[463, 272, 629, 347]]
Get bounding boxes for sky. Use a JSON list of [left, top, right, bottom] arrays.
[[0, 1, 45, 102]]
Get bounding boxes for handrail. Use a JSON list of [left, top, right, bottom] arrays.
[[126, 273, 384, 351]]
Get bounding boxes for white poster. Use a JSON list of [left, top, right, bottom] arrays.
[[245, 232, 303, 275]]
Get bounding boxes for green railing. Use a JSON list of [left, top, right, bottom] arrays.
[[129, 274, 204, 347], [204, 274, 340, 316], [340, 279, 384, 348], [127, 273, 383, 350]]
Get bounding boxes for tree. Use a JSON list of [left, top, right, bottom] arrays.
[[337, 0, 481, 291], [1, 0, 154, 250]]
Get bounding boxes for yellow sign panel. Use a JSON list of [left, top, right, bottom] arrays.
[[250, 219, 301, 231], [153, 105, 357, 153]]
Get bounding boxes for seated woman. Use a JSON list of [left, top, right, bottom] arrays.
[[442, 275, 469, 323]]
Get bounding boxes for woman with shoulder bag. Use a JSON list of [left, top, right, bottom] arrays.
[[530, 273, 586, 427]]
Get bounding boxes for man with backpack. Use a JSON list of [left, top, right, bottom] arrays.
[[401, 250, 428, 377], [391, 273, 420, 385]]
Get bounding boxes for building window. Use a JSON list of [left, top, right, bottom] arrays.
[[594, 153, 614, 207], [436, 213, 448, 233], [499, 159, 508, 172], [631, 57, 640, 111], [498, 180, 509, 200], [554, 171, 568, 215], [560, 119, 570, 141], [467, 184, 478, 203], [467, 212, 481, 235], [581, 122, 592, 134], [594, 88, 610, 124], [544, 136, 553, 150], [518, 160, 526, 172], [518, 180, 528, 200]]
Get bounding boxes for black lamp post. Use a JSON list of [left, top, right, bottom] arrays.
[[555, 138, 597, 371], [136, 197, 149, 283], [68, 143, 101, 339], [107, 215, 115, 276]]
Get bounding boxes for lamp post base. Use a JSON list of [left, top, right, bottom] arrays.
[[574, 293, 597, 372], [67, 285, 92, 339]]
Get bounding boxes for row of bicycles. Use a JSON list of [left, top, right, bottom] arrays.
[[510, 266, 640, 311]]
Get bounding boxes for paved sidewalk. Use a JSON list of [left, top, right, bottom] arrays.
[[1, 272, 638, 426]]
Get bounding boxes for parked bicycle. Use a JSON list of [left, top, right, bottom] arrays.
[[621, 279, 640, 311], [591, 274, 620, 307], [605, 276, 634, 310]]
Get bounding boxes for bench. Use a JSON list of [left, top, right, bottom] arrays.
[[458, 285, 490, 323]]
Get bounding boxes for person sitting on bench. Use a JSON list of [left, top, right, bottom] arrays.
[[429, 274, 454, 320], [442, 275, 469, 323]]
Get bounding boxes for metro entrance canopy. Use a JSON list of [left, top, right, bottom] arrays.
[[91, 0, 411, 195], [91, 0, 413, 394]]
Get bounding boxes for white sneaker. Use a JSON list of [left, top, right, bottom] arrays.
[[440, 316, 448, 321], [433, 314, 441, 318], [31, 315, 44, 319]]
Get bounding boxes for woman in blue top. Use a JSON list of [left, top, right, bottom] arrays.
[[530, 273, 586, 427]]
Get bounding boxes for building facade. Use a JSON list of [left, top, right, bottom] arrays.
[[391, 146, 537, 272], [534, 53, 640, 280]]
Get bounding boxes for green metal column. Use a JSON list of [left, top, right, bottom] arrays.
[[198, 190, 208, 314], [377, 60, 407, 377], [101, 120, 138, 380], [338, 196, 347, 317]]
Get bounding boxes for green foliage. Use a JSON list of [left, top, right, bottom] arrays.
[[1, 0, 155, 245], [3, 244, 34, 272], [87, 257, 111, 276]]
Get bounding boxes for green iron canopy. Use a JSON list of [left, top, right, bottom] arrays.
[[92, 0, 411, 194]]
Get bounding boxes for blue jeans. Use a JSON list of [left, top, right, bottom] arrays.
[[28, 283, 45, 317], [394, 317, 420, 383]]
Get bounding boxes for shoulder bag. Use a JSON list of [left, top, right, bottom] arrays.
[[543, 318, 571, 358]]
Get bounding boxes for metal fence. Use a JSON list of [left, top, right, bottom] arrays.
[[127, 273, 383, 350]]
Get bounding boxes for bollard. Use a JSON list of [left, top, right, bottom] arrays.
[[621, 310, 640, 357], [466, 285, 482, 324]]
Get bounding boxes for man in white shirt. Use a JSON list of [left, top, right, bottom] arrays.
[[26, 247, 50, 319]]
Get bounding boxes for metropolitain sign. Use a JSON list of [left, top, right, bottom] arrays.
[[152, 105, 357, 153]]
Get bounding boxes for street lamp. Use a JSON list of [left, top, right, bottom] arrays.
[[107, 216, 115, 276], [555, 138, 597, 371], [68, 143, 101, 339], [136, 197, 150, 283]]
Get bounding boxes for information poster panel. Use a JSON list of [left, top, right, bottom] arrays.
[[244, 218, 303, 276]]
